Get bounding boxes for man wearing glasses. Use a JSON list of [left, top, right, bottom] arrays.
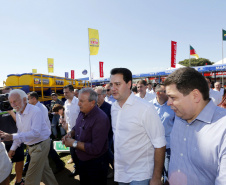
[[150, 84, 175, 184], [105, 84, 116, 104]]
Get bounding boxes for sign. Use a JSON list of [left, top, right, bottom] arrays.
[[88, 28, 99, 55], [71, 70, 74, 79], [99, 61, 104, 78], [65, 72, 68, 78], [82, 69, 88, 75], [171, 41, 177, 68], [53, 141, 70, 152], [47, 58, 54, 73]]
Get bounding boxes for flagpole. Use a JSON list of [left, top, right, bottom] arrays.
[[88, 28, 92, 87], [189, 45, 191, 67], [222, 29, 224, 87]]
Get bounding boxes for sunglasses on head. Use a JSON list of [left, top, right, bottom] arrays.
[[107, 89, 110, 91]]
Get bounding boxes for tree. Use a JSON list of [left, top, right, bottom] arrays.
[[179, 58, 214, 67]]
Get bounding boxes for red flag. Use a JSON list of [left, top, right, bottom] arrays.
[[99, 61, 104, 78], [171, 41, 177, 68], [71, 70, 74, 79]]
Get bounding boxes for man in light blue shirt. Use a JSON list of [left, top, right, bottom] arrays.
[[104, 83, 116, 104], [164, 67, 226, 185], [150, 84, 174, 183]]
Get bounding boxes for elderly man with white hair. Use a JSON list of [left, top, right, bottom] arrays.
[[213, 81, 224, 97], [0, 89, 58, 185]]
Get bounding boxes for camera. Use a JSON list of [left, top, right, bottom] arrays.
[[0, 94, 13, 111]]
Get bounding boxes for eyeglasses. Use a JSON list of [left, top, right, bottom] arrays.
[[107, 89, 110, 92]]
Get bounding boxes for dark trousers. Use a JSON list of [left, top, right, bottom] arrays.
[[70, 147, 80, 172], [79, 152, 108, 185]]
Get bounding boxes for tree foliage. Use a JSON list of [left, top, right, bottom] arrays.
[[179, 58, 214, 67]]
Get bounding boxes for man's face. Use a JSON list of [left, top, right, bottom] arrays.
[[137, 83, 147, 96], [9, 93, 26, 113], [27, 95, 36, 105], [156, 86, 168, 101], [51, 95, 58, 101], [78, 92, 95, 114], [110, 74, 131, 102], [63, 88, 74, 100], [95, 89, 105, 105], [166, 84, 195, 122], [105, 85, 111, 96], [74, 91, 79, 98], [147, 84, 152, 91], [215, 83, 221, 91]]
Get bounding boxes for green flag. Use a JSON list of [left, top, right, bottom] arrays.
[[223, 29, 226, 41]]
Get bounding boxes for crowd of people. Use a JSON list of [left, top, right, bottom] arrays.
[[0, 67, 226, 185]]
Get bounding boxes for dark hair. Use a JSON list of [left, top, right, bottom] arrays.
[[27, 91, 39, 100], [137, 80, 147, 86], [52, 104, 64, 112], [110, 68, 132, 89], [132, 86, 138, 93], [63, 85, 74, 92], [164, 67, 209, 100]]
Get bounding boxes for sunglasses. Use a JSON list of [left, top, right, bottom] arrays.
[[107, 89, 110, 92]]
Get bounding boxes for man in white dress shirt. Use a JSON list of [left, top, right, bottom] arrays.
[[205, 77, 222, 105], [136, 80, 156, 101], [110, 68, 166, 185], [0, 89, 58, 185], [63, 85, 80, 177]]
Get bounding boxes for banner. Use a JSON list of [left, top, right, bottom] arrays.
[[223, 29, 226, 41], [71, 70, 74, 79], [32, 69, 37, 73], [65, 72, 68, 78], [171, 41, 177, 68], [99, 61, 104, 78], [47, 58, 54, 73], [88, 28, 99, 55], [190, 45, 199, 59]]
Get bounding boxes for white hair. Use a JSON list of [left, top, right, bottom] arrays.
[[95, 86, 106, 94], [9, 89, 28, 100]]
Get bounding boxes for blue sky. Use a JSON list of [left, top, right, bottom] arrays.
[[1, 0, 226, 86]]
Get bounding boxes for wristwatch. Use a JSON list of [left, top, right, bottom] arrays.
[[72, 140, 78, 148]]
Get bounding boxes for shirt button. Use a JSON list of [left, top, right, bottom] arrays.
[[187, 124, 189, 127], [178, 169, 180, 172], [184, 138, 186, 141], [180, 153, 183, 156]]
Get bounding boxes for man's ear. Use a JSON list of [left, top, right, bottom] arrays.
[[192, 89, 202, 103]]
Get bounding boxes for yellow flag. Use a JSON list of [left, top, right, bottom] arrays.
[[47, 58, 54, 73], [32, 69, 37, 73], [88, 28, 99, 55]]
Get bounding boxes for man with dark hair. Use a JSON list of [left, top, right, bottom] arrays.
[[110, 68, 166, 185], [150, 84, 174, 183], [63, 84, 80, 176], [164, 67, 226, 185], [136, 80, 155, 101], [205, 77, 222, 105], [63, 88, 110, 185]]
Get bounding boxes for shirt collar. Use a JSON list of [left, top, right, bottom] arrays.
[[115, 92, 134, 108], [152, 97, 167, 106], [82, 105, 98, 118], [195, 100, 216, 124], [21, 103, 30, 115]]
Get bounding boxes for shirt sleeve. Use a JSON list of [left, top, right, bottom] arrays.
[[143, 103, 166, 148], [84, 116, 110, 155], [12, 109, 43, 145]]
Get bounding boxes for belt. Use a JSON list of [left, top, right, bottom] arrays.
[[28, 141, 43, 147]]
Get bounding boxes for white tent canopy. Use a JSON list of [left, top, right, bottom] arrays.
[[214, 58, 226, 65]]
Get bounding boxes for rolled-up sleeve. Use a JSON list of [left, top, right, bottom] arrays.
[[143, 103, 166, 148]]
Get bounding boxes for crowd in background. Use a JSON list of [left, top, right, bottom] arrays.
[[0, 67, 226, 185]]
